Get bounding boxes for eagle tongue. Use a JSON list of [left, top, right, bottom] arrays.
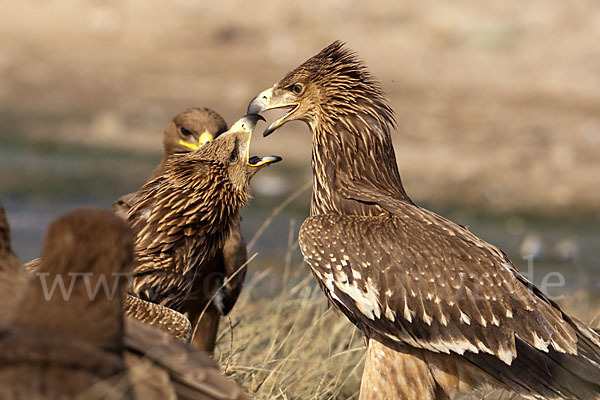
[[248, 156, 262, 165]]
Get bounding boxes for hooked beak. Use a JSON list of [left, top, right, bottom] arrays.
[[247, 87, 299, 137], [178, 139, 200, 151], [177, 130, 215, 151], [248, 155, 283, 167], [231, 113, 266, 132], [226, 114, 282, 168]]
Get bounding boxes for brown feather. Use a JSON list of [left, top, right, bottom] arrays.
[[11, 207, 251, 399], [113, 109, 249, 353], [254, 40, 600, 399], [0, 209, 135, 399], [125, 115, 277, 355]]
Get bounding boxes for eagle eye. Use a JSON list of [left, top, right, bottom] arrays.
[[290, 83, 304, 95], [179, 126, 193, 137]]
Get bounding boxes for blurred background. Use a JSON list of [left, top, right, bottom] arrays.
[[1, 1, 599, 309]]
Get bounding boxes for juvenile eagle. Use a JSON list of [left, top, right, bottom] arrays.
[[0, 207, 251, 399], [127, 114, 281, 343], [114, 107, 249, 352], [248, 41, 600, 399], [113, 107, 228, 216]]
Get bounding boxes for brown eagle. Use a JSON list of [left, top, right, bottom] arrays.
[[0, 203, 28, 323], [0, 206, 250, 399], [113, 107, 228, 216], [0, 208, 135, 398], [126, 114, 280, 345], [248, 41, 600, 399], [113, 107, 249, 352]]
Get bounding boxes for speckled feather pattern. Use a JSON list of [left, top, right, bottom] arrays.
[[273, 41, 600, 399], [128, 152, 248, 309], [123, 295, 191, 341], [112, 109, 249, 352], [301, 211, 579, 364]]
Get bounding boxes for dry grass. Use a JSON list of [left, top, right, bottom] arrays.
[[208, 191, 597, 400], [214, 262, 581, 400], [214, 257, 365, 399]]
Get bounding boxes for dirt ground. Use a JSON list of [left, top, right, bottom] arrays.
[[1, 0, 600, 217]]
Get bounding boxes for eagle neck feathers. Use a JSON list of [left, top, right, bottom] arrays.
[[310, 100, 412, 217]]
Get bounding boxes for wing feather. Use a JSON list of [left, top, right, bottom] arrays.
[[300, 207, 600, 396], [299, 212, 577, 362]]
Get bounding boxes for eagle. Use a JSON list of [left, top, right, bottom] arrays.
[[0, 206, 250, 399], [126, 114, 281, 344], [248, 41, 600, 399], [0, 202, 28, 324], [113, 107, 250, 352], [113, 107, 229, 216]]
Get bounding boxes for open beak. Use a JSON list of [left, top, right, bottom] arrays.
[[227, 114, 283, 168], [248, 155, 282, 167], [241, 113, 282, 167], [247, 87, 299, 137]]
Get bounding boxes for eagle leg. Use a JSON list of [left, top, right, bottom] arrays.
[[360, 340, 504, 400], [360, 339, 439, 400]]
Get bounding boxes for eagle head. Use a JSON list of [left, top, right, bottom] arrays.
[[248, 40, 394, 137], [163, 107, 228, 155], [166, 114, 282, 200]]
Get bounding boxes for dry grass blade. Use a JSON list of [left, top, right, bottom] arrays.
[[193, 252, 259, 338], [215, 262, 365, 399], [247, 180, 311, 252]]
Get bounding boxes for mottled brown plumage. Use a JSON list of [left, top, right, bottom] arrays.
[[5, 208, 251, 399], [124, 294, 192, 341], [23, 259, 193, 341], [0, 209, 135, 399], [249, 41, 600, 399], [113, 108, 249, 353], [126, 115, 280, 340], [0, 203, 29, 324], [114, 107, 228, 218]]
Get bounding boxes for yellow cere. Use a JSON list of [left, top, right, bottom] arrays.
[[199, 131, 213, 146]]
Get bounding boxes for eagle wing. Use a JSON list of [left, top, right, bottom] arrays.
[[127, 176, 212, 305], [299, 203, 600, 396], [219, 224, 248, 315], [125, 317, 251, 400]]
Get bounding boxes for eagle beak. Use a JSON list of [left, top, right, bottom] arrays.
[[231, 113, 265, 133], [178, 130, 214, 151], [199, 130, 214, 146], [178, 139, 200, 151], [248, 155, 283, 167], [247, 87, 299, 137], [228, 114, 281, 168]]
